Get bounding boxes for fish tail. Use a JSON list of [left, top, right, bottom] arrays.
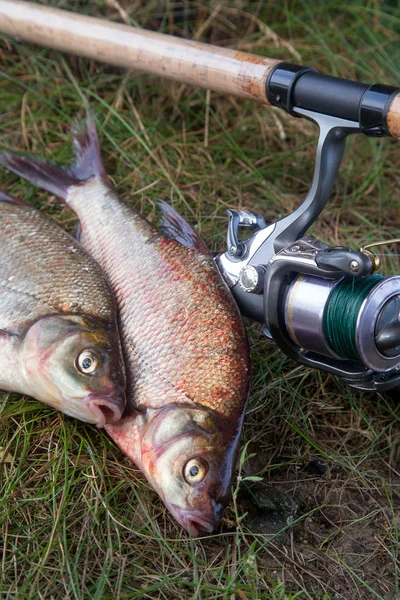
[[0, 151, 76, 201], [0, 113, 105, 202], [70, 113, 107, 181]]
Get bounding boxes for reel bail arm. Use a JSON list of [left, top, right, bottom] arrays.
[[216, 107, 361, 315]]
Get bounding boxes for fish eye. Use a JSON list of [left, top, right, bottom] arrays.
[[76, 350, 100, 374], [183, 457, 209, 485]]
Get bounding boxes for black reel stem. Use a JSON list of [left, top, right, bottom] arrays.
[[271, 108, 360, 252], [216, 109, 362, 322]]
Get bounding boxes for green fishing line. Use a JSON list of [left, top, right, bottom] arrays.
[[323, 274, 384, 361]]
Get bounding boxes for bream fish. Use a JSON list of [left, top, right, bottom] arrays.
[[0, 191, 126, 426], [0, 117, 251, 535]]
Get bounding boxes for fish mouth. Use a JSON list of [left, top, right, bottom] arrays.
[[169, 506, 216, 536], [87, 393, 125, 427], [184, 516, 215, 537]]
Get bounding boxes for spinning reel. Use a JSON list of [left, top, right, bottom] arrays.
[[216, 89, 400, 393]]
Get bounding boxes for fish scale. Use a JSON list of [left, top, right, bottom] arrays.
[[0, 202, 113, 324], [73, 184, 248, 417], [0, 117, 251, 536], [0, 196, 126, 427]]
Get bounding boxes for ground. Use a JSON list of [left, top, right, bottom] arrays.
[[1, 1, 400, 599]]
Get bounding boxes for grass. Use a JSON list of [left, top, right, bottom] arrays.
[[1, 0, 400, 598]]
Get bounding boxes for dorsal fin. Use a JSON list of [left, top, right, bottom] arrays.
[[158, 199, 210, 255]]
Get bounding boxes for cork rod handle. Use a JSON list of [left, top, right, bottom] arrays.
[[1, 0, 400, 139], [0, 0, 280, 104]]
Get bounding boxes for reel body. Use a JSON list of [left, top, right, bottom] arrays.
[[215, 108, 400, 392]]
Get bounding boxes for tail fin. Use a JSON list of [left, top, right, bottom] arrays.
[[71, 113, 106, 181], [0, 152, 77, 201], [0, 113, 105, 202]]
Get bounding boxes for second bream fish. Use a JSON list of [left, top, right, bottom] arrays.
[[0, 192, 126, 426], [0, 117, 251, 536]]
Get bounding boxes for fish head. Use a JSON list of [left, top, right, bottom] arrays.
[[22, 314, 126, 426], [139, 405, 241, 536]]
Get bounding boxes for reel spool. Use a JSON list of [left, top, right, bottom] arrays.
[[284, 274, 400, 372]]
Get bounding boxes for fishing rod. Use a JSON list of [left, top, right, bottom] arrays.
[[2, 0, 400, 392]]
